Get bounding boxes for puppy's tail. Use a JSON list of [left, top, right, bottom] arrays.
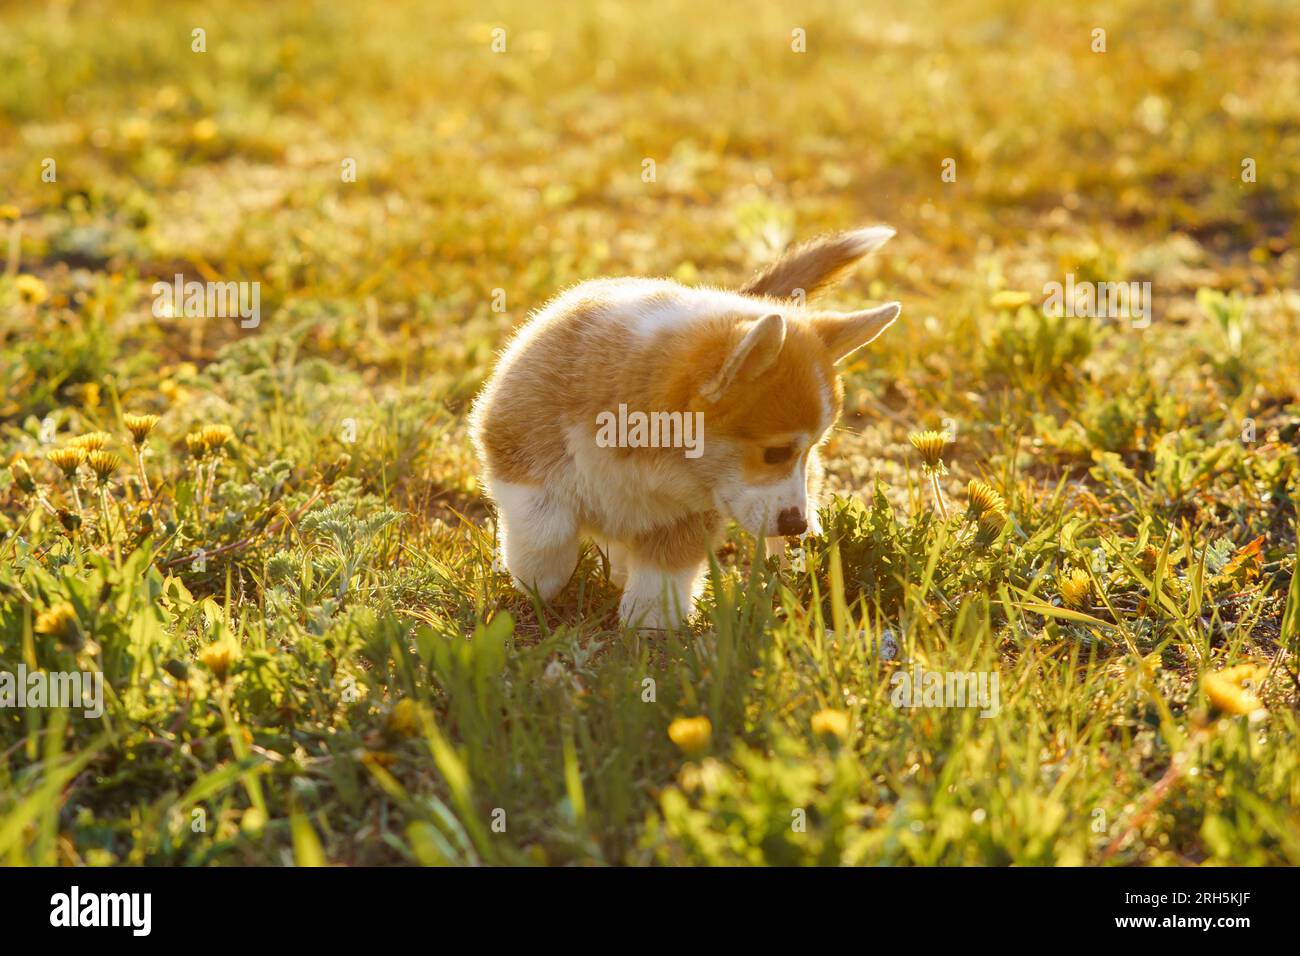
[[740, 226, 894, 300]]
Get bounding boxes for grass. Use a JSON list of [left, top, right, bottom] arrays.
[[1, 0, 1299, 866]]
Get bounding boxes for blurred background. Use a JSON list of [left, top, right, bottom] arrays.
[[1, 0, 1299, 868], [5, 0, 1299, 487]]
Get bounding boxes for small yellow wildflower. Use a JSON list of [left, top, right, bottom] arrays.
[[158, 379, 185, 404], [86, 450, 120, 484], [990, 290, 1032, 311], [198, 640, 240, 682], [47, 446, 85, 479], [975, 508, 1007, 544], [1139, 651, 1163, 680], [908, 430, 948, 474], [188, 424, 234, 458], [15, 274, 48, 305], [199, 423, 235, 453], [1203, 664, 1268, 716], [1060, 568, 1092, 609], [35, 602, 79, 640], [811, 708, 851, 740], [967, 479, 1006, 516], [123, 413, 161, 445], [386, 698, 425, 738], [191, 118, 218, 142], [667, 716, 712, 756], [72, 431, 112, 452]]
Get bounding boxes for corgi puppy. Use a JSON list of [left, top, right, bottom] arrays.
[[470, 227, 900, 629]]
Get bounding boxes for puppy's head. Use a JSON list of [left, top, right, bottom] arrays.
[[690, 301, 900, 537]]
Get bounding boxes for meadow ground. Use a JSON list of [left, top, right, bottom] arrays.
[[1, 0, 1298, 865]]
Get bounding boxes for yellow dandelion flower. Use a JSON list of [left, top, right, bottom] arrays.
[[811, 708, 850, 740], [967, 479, 1006, 516], [71, 431, 112, 453], [990, 290, 1032, 311], [191, 118, 218, 142], [155, 86, 181, 111], [198, 640, 240, 682], [1060, 568, 1092, 609], [908, 430, 948, 473], [386, 698, 425, 738], [86, 450, 120, 484], [47, 446, 85, 479], [0, 204, 21, 221], [15, 274, 48, 305], [667, 716, 712, 756], [1203, 664, 1268, 716], [123, 413, 160, 445], [240, 806, 267, 835], [158, 379, 185, 404], [185, 430, 208, 458], [1139, 651, 1163, 680], [35, 602, 79, 640], [976, 508, 1007, 544], [200, 423, 235, 453]]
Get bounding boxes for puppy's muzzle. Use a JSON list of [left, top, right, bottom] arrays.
[[777, 508, 807, 537]]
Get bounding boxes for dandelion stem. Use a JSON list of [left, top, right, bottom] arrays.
[[929, 472, 948, 519], [202, 458, 219, 519], [134, 447, 153, 502], [193, 460, 206, 522], [98, 486, 119, 561]]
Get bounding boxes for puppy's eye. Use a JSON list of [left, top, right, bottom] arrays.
[[763, 445, 794, 465]]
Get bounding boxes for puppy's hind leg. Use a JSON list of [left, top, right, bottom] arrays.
[[491, 481, 579, 601]]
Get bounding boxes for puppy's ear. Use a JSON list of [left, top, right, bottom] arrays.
[[812, 302, 900, 363], [700, 313, 786, 402]]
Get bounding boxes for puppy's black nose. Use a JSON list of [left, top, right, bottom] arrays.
[[777, 508, 807, 537]]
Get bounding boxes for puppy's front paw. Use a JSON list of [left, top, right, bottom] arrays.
[[617, 563, 704, 631], [618, 595, 676, 631]]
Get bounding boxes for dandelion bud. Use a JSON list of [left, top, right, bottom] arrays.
[[9, 457, 37, 495], [967, 479, 1006, 517]]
